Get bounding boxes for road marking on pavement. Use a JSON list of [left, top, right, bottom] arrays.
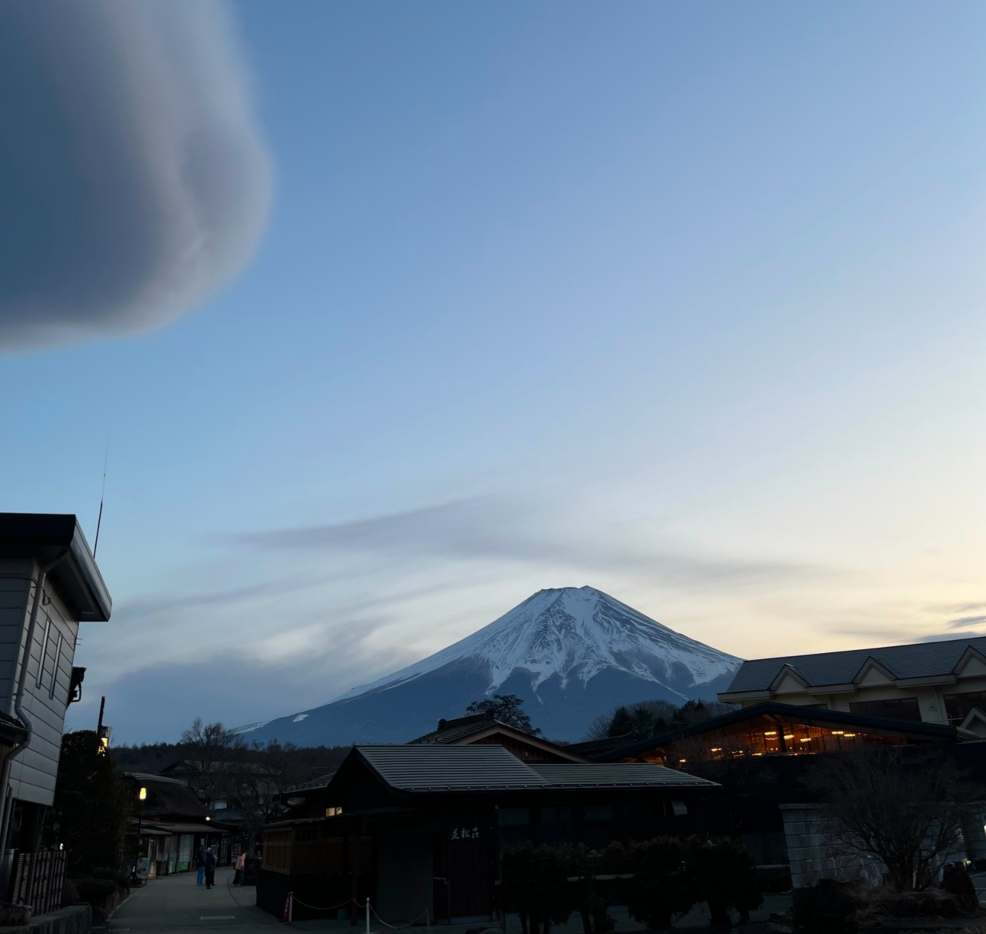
[[200, 916, 236, 920]]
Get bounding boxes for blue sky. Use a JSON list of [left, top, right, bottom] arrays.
[[1, 2, 984, 742]]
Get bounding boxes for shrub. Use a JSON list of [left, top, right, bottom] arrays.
[[61, 877, 79, 908], [561, 844, 613, 934], [688, 837, 762, 929], [73, 877, 118, 908], [855, 886, 965, 924], [791, 879, 863, 934], [942, 863, 980, 915], [501, 843, 573, 934], [624, 837, 697, 931], [92, 867, 130, 890]]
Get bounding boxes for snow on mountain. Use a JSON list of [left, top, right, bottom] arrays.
[[341, 586, 737, 701], [243, 586, 742, 746]]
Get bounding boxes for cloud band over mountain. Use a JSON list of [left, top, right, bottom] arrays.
[[0, 0, 271, 347]]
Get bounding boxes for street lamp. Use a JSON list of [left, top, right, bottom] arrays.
[[132, 787, 147, 881]]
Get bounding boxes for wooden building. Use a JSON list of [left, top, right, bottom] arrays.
[[259, 744, 717, 924], [594, 701, 970, 766], [128, 773, 231, 876], [408, 711, 586, 763]]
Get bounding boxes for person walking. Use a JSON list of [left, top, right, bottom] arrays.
[[204, 847, 217, 890], [196, 847, 206, 886], [233, 850, 246, 886]]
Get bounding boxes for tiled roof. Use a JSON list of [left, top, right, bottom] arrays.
[[530, 764, 716, 788], [357, 745, 546, 791], [723, 636, 986, 694], [409, 714, 502, 745], [354, 745, 717, 792]]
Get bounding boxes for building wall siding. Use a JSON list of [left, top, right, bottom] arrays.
[[749, 678, 986, 726], [0, 561, 33, 713], [374, 833, 433, 925], [4, 564, 81, 807]]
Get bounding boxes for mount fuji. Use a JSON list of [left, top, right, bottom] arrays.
[[241, 586, 742, 746]]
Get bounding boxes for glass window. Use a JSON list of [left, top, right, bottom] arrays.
[[944, 691, 986, 724], [539, 806, 574, 845], [848, 697, 921, 722], [498, 808, 532, 850]]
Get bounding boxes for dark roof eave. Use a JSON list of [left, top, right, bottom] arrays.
[[0, 514, 111, 621], [598, 701, 961, 761]]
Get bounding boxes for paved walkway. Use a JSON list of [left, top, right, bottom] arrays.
[[105, 869, 278, 934]]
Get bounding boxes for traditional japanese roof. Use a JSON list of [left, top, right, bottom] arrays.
[[565, 734, 634, 759], [408, 712, 585, 762], [721, 636, 986, 698], [126, 772, 211, 818], [529, 764, 715, 788], [349, 745, 715, 793], [409, 712, 502, 745], [357, 745, 545, 791], [597, 701, 965, 762]]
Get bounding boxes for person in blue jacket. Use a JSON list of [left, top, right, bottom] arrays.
[[204, 848, 217, 890], [196, 847, 206, 886]]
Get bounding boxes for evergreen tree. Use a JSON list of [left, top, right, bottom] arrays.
[[606, 706, 634, 737], [48, 731, 133, 872], [466, 694, 542, 736]]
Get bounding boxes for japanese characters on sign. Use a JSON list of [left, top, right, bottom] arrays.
[[451, 826, 480, 840]]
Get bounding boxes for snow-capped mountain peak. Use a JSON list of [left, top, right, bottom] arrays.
[[340, 585, 739, 701], [243, 586, 742, 746]]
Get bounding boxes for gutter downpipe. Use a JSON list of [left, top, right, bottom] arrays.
[[0, 550, 67, 900]]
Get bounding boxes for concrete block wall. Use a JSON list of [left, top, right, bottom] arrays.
[[780, 804, 884, 889]]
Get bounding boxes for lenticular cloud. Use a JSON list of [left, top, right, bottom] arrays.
[[0, 0, 272, 348]]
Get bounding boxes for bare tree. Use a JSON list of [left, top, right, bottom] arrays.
[[583, 713, 614, 741], [179, 718, 244, 805], [804, 748, 975, 891], [235, 740, 303, 845]]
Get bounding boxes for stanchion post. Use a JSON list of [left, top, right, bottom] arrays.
[[366, 897, 371, 934]]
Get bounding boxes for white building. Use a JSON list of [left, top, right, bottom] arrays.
[[0, 514, 111, 861], [719, 636, 986, 731]]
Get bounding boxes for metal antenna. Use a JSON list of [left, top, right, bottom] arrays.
[[93, 439, 109, 558]]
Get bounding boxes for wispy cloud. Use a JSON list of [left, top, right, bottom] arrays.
[[69, 614, 407, 744], [0, 0, 270, 348], [948, 615, 986, 629], [917, 631, 986, 644], [228, 496, 828, 589]]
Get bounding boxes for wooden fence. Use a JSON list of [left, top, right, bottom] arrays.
[[7, 848, 67, 914]]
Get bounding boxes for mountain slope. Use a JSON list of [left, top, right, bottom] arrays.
[[242, 586, 742, 745]]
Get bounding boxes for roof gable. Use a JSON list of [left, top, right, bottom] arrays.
[[959, 708, 986, 737], [954, 646, 986, 678], [770, 665, 809, 694], [854, 657, 897, 687]]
